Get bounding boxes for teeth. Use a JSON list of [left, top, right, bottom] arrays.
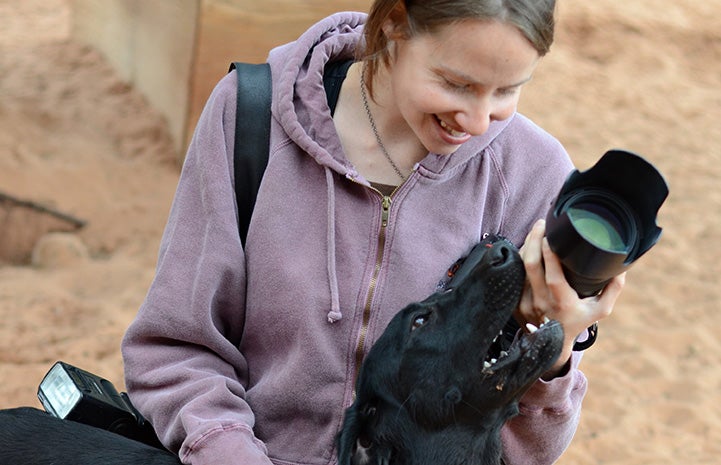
[[439, 119, 467, 138], [484, 361, 492, 369], [526, 323, 539, 333], [543, 316, 551, 325], [499, 351, 508, 358]]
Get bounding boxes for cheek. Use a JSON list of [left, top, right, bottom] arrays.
[[494, 95, 522, 120], [401, 88, 456, 129]]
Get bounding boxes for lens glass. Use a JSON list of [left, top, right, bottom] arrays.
[[567, 204, 628, 252]]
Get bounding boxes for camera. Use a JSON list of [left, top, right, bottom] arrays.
[[37, 361, 164, 449], [546, 149, 668, 298]]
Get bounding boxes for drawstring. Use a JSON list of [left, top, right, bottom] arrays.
[[324, 167, 342, 323]]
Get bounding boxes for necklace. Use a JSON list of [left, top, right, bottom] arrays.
[[359, 65, 406, 182]]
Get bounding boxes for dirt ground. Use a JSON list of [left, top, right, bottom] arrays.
[[1, 1, 720, 464]]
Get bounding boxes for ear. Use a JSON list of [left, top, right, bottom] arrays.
[[337, 402, 387, 465], [381, 1, 411, 41]]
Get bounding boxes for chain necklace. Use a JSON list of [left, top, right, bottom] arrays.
[[359, 65, 406, 182]]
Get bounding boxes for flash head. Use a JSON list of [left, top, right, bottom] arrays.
[[546, 149, 668, 297]]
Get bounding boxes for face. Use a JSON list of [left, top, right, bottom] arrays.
[[384, 19, 541, 155]]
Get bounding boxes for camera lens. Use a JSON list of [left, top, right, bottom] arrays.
[[559, 188, 639, 259], [567, 202, 629, 253]]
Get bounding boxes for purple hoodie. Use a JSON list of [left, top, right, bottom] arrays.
[[122, 12, 584, 465]]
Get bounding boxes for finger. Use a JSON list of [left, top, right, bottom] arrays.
[[541, 238, 574, 298], [522, 220, 546, 289], [516, 282, 535, 323], [594, 272, 626, 320]]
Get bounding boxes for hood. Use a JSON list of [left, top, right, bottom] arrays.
[[267, 12, 366, 177]]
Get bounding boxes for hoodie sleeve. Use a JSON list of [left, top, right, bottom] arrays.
[[500, 351, 587, 464], [121, 71, 274, 465]]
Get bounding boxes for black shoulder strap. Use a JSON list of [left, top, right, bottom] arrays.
[[228, 62, 272, 247]]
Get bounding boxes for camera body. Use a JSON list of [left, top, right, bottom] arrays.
[[38, 361, 163, 449]]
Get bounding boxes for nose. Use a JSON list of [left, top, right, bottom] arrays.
[[456, 97, 511, 136], [487, 242, 513, 267], [455, 99, 491, 136]]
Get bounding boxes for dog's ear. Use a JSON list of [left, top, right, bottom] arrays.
[[337, 402, 392, 465]]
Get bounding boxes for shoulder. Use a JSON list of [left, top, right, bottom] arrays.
[[493, 113, 570, 164], [486, 113, 573, 182], [484, 113, 575, 244]]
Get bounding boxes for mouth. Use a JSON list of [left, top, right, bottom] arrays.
[[434, 115, 471, 144], [481, 318, 562, 378]]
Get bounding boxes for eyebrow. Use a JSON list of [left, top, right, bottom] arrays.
[[436, 65, 534, 88]]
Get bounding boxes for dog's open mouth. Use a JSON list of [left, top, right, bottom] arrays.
[[480, 318, 563, 388]]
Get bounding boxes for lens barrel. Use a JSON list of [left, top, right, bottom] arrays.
[[546, 150, 668, 297]]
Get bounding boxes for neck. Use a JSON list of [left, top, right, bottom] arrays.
[[393, 422, 505, 465], [355, 63, 429, 174]]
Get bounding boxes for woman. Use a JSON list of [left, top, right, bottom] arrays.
[[122, 1, 625, 464]]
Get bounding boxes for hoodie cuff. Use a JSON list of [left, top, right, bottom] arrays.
[[518, 350, 587, 414], [180, 423, 273, 465]]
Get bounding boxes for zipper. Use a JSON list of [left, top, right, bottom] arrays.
[[353, 191, 393, 381]]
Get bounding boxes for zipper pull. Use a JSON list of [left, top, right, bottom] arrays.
[[381, 196, 392, 227]]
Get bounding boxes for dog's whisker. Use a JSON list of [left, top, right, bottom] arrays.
[[458, 398, 485, 417], [396, 394, 414, 423]]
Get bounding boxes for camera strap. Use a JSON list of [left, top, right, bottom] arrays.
[[228, 59, 352, 247], [229, 62, 272, 248]]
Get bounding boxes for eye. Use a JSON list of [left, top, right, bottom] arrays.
[[411, 313, 430, 331], [362, 404, 377, 418], [442, 78, 471, 93], [495, 86, 521, 98]]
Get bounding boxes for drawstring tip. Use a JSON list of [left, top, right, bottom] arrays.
[[327, 310, 342, 323]]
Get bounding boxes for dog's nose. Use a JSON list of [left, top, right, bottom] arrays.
[[488, 243, 513, 266]]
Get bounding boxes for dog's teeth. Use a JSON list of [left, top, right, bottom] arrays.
[[499, 350, 508, 358], [490, 358, 497, 364], [484, 361, 492, 369], [526, 323, 539, 333], [543, 316, 551, 325]]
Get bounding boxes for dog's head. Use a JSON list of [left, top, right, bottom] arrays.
[[337, 240, 564, 465]]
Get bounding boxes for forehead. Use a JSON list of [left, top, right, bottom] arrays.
[[403, 19, 540, 83]]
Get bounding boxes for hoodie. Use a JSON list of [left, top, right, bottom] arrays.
[[122, 12, 585, 465]]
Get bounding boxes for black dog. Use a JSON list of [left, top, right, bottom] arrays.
[[0, 241, 562, 465], [336, 239, 564, 465]]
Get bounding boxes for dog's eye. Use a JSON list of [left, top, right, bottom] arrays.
[[411, 314, 430, 331], [362, 405, 377, 418]]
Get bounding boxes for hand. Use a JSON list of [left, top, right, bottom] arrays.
[[516, 219, 626, 378]]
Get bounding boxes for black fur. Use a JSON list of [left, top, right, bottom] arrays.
[[336, 241, 564, 465], [0, 407, 181, 464]]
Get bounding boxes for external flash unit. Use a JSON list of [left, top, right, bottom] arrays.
[[37, 361, 163, 449]]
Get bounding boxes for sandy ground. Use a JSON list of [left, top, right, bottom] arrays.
[[1, 1, 720, 464]]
